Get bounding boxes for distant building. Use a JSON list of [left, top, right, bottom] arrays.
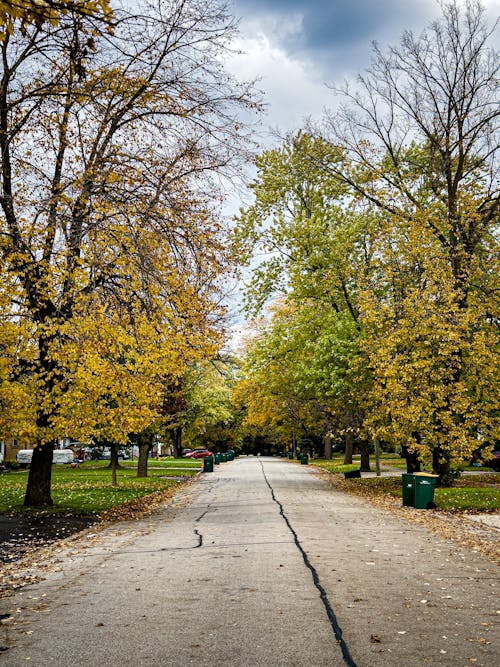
[[1, 439, 28, 462]]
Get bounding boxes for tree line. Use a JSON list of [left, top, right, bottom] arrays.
[[0, 0, 260, 505], [233, 1, 499, 485]]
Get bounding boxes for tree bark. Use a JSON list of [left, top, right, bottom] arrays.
[[374, 436, 381, 477], [110, 443, 118, 486], [170, 426, 183, 458], [432, 447, 452, 486], [359, 439, 371, 472], [402, 440, 422, 473], [137, 443, 150, 478], [24, 442, 54, 506], [324, 432, 333, 459], [343, 431, 353, 464]]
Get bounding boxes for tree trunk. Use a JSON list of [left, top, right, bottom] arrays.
[[359, 439, 371, 472], [137, 443, 150, 478], [374, 436, 381, 476], [170, 426, 183, 458], [432, 447, 452, 486], [24, 342, 57, 506], [110, 443, 118, 486], [107, 442, 121, 468], [24, 442, 54, 506], [324, 432, 333, 460], [402, 444, 421, 473], [343, 431, 353, 465]]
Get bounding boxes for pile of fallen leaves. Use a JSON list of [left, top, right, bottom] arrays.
[[321, 471, 500, 564], [0, 480, 195, 599], [97, 484, 182, 521]]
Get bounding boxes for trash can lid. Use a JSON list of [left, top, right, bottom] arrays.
[[413, 472, 439, 477]]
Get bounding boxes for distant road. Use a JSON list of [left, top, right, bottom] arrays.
[[3, 457, 498, 666]]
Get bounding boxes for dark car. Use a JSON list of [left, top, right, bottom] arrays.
[[471, 445, 500, 471], [484, 451, 500, 471], [184, 449, 212, 459]]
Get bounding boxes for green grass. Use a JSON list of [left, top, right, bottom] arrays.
[[312, 459, 361, 474], [0, 460, 200, 516], [78, 457, 202, 469], [313, 454, 407, 474], [313, 454, 408, 472], [311, 466, 500, 512]]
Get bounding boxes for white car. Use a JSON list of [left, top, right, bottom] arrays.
[[16, 448, 74, 466]]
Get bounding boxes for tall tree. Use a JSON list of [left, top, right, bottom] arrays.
[[0, 0, 261, 505], [315, 0, 499, 481], [235, 132, 374, 462]]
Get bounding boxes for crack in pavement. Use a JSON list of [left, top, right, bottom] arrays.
[[194, 528, 203, 548], [259, 459, 358, 667]]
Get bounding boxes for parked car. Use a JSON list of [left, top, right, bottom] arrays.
[[97, 447, 130, 460], [471, 444, 500, 470], [16, 448, 74, 466], [184, 449, 213, 459], [484, 451, 500, 471], [52, 449, 75, 464]]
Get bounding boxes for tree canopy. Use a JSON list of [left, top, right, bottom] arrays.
[[0, 0, 261, 505], [234, 1, 499, 483]]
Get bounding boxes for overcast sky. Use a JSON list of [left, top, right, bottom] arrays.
[[223, 0, 499, 332], [228, 0, 500, 132]]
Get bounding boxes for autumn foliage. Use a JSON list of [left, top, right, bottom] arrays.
[[0, 0, 260, 505], [234, 1, 499, 483]]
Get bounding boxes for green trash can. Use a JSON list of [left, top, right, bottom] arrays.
[[203, 456, 214, 473], [300, 454, 308, 465], [227, 450, 234, 461], [413, 473, 438, 509], [401, 473, 415, 507], [214, 453, 221, 465], [288, 452, 293, 460], [221, 453, 227, 463]]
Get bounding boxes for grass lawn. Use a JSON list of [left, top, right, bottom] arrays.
[[0, 458, 201, 516], [94, 457, 203, 469], [311, 459, 499, 512], [312, 454, 408, 473]]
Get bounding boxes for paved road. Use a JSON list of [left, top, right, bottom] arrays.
[[1, 457, 498, 666]]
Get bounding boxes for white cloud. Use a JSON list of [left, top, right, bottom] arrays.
[[227, 32, 333, 133]]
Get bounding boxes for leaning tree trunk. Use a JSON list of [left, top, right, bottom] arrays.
[[343, 431, 354, 465], [359, 439, 371, 472], [24, 441, 54, 506]]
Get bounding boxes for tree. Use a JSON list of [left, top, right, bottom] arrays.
[[0, 0, 261, 505], [315, 0, 499, 481], [181, 360, 235, 449], [233, 304, 319, 448], [0, 1, 111, 33], [235, 132, 375, 464]]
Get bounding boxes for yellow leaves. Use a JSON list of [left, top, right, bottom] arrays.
[[0, 1, 112, 39], [359, 210, 499, 461]]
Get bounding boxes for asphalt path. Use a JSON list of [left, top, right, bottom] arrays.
[[1, 457, 498, 666]]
